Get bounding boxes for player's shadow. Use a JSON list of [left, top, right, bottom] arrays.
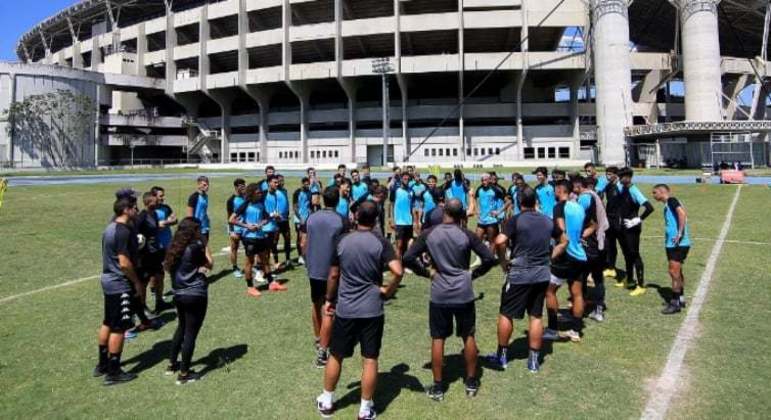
[[646, 283, 673, 303], [479, 333, 555, 371], [335, 363, 424, 414], [207, 269, 235, 285], [194, 344, 249, 376], [123, 339, 172, 374], [421, 351, 487, 384]]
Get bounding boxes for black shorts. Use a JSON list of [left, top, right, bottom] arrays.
[[139, 251, 165, 278], [242, 237, 270, 257], [395, 225, 414, 240], [666, 246, 690, 263], [330, 315, 385, 359], [550, 255, 587, 284], [477, 222, 500, 230], [309, 278, 327, 302], [429, 301, 476, 339], [278, 220, 290, 234], [103, 293, 136, 331], [499, 281, 548, 320]]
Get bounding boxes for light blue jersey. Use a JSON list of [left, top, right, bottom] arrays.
[[535, 183, 556, 219], [664, 197, 691, 248], [394, 186, 414, 226]]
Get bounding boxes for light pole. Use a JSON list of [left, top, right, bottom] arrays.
[[372, 57, 394, 167]]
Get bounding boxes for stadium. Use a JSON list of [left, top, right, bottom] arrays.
[[2, 0, 771, 169]]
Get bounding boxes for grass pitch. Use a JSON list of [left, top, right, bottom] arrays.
[[0, 175, 768, 419]]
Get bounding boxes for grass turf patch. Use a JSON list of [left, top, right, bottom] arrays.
[[0, 179, 753, 419]]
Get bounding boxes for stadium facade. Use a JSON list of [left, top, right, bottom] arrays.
[[2, 0, 771, 169]]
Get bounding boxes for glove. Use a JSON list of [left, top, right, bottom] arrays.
[[623, 217, 642, 229]]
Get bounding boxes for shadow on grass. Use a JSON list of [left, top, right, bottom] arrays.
[[208, 269, 234, 285], [336, 363, 424, 414], [124, 339, 172, 374], [478, 332, 555, 371], [194, 344, 249, 376], [646, 283, 673, 303]]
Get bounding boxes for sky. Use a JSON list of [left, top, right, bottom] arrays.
[[0, 0, 78, 62]]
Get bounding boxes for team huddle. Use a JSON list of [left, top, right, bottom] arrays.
[[96, 163, 692, 419]]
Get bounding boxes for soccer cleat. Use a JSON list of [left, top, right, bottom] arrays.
[[614, 280, 626, 288], [165, 362, 180, 376], [426, 383, 445, 401], [233, 268, 244, 278], [560, 329, 581, 342], [629, 286, 647, 297], [176, 370, 202, 385], [92, 365, 107, 377], [297, 256, 305, 266], [542, 328, 560, 341], [358, 407, 378, 420], [483, 352, 508, 370], [246, 287, 262, 298], [315, 347, 329, 369], [269, 281, 288, 292], [123, 329, 138, 340], [465, 377, 480, 397], [588, 307, 605, 322], [316, 399, 334, 418], [661, 302, 682, 315], [603, 268, 617, 279], [527, 353, 540, 373], [103, 370, 137, 386]]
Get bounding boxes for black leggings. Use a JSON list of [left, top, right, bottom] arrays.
[[584, 253, 606, 308], [605, 227, 621, 270], [619, 228, 644, 286], [170, 295, 208, 372]]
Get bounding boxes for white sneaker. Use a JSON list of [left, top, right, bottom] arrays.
[[405, 268, 413, 274], [297, 256, 305, 266], [560, 329, 581, 342]]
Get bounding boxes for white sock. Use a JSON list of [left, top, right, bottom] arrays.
[[359, 399, 373, 415], [318, 390, 334, 407]]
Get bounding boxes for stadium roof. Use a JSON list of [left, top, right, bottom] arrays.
[[15, 0, 771, 63]]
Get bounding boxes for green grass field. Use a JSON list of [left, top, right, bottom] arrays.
[[0, 176, 768, 419]]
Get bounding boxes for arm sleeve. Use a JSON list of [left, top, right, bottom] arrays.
[[234, 201, 249, 218], [293, 189, 301, 205], [379, 235, 397, 267], [640, 201, 654, 220], [467, 230, 498, 279], [631, 185, 649, 205], [402, 232, 431, 278], [187, 193, 198, 208], [115, 225, 131, 257], [553, 202, 565, 220], [226, 196, 235, 217], [502, 215, 517, 244]]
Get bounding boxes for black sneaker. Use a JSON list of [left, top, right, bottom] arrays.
[[661, 302, 682, 315], [465, 377, 480, 397], [92, 365, 107, 377], [103, 370, 137, 386], [165, 362, 180, 376], [176, 370, 202, 385], [316, 399, 334, 418], [315, 347, 329, 369], [426, 383, 444, 401]]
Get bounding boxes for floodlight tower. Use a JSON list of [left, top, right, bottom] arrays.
[[372, 57, 394, 166]]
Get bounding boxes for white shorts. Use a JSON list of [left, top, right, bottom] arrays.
[[550, 274, 566, 287]]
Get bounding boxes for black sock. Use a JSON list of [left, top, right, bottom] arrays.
[[547, 310, 558, 330], [98, 345, 108, 367], [266, 273, 275, 283], [572, 315, 583, 332], [233, 264, 239, 271], [496, 344, 507, 359], [107, 352, 122, 374], [246, 277, 254, 288]]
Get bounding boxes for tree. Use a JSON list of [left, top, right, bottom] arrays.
[[3, 89, 96, 168]]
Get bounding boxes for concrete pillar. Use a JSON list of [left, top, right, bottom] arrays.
[[680, 0, 722, 121], [8, 74, 16, 164], [220, 103, 232, 164], [458, 0, 465, 163], [570, 73, 582, 159], [199, 6, 210, 91], [395, 0, 409, 163], [164, 4, 177, 95], [517, 0, 529, 161], [591, 0, 633, 165], [282, 0, 291, 81], [91, 35, 102, 70], [136, 23, 147, 76], [723, 74, 749, 120], [72, 43, 84, 69]]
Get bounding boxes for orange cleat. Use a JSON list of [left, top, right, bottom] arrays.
[[269, 282, 288, 292], [246, 287, 262, 298]]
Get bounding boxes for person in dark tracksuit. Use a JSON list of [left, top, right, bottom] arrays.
[[601, 166, 622, 279], [151, 186, 177, 312], [164, 217, 213, 385], [488, 186, 555, 372], [652, 184, 691, 314], [403, 198, 497, 401], [316, 202, 403, 420], [615, 167, 654, 296]]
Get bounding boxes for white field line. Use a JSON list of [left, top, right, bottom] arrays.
[[641, 185, 743, 420], [0, 250, 231, 305]]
